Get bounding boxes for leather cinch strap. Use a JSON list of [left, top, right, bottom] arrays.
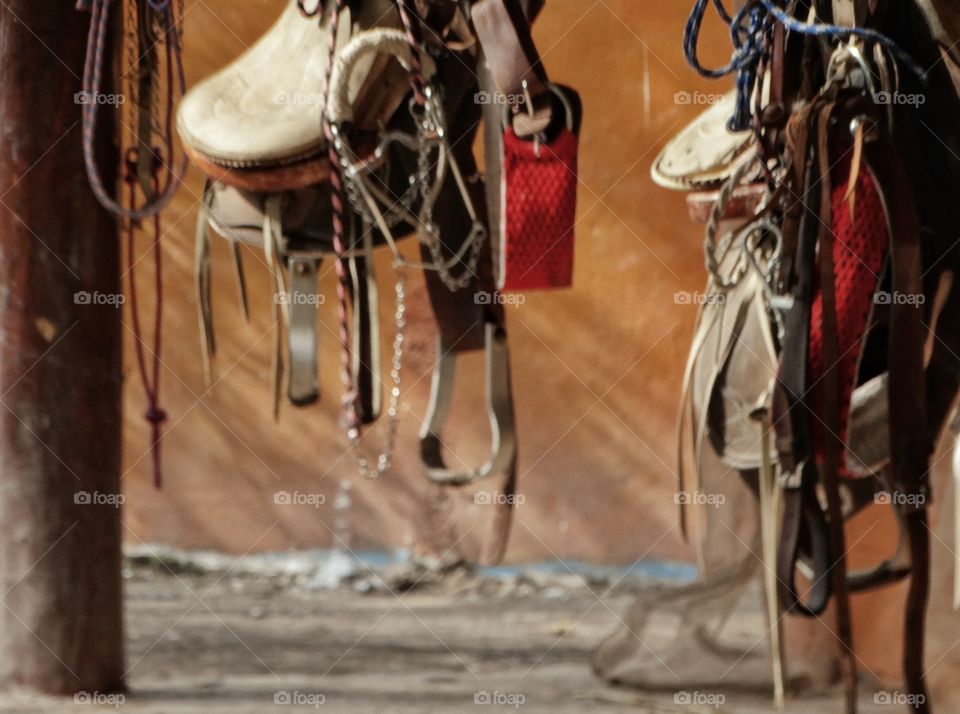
[[287, 255, 321, 406]]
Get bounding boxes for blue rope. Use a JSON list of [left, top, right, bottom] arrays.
[[758, 0, 925, 79], [683, 0, 770, 129], [683, 0, 924, 132], [710, 0, 733, 26]]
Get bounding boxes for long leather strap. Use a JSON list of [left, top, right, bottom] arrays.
[[471, 0, 546, 99], [349, 216, 382, 424], [287, 254, 321, 405], [813, 99, 856, 714], [865, 133, 931, 714], [775, 102, 832, 618], [196, 180, 215, 386]]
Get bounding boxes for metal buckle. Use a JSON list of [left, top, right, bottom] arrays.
[[778, 460, 805, 490], [823, 38, 877, 96]]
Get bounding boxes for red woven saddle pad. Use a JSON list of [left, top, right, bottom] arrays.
[[499, 127, 578, 291], [808, 157, 889, 473]]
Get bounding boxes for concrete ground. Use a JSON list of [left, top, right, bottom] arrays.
[[0, 557, 908, 713]]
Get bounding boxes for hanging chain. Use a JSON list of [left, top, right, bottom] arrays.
[[348, 265, 407, 478], [414, 88, 486, 291], [321, 0, 493, 476], [321, 0, 410, 479]]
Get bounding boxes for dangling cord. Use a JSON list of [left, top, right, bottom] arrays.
[[77, 0, 187, 219], [124, 150, 167, 488], [396, 0, 428, 107], [321, 0, 367, 452]]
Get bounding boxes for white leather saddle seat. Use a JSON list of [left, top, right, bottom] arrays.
[[177, 0, 405, 170], [651, 90, 756, 191]]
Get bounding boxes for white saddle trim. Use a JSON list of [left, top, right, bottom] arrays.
[[328, 29, 436, 124]]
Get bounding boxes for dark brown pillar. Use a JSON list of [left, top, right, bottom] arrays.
[[0, 0, 124, 694]]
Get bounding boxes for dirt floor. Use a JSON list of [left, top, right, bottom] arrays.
[[0, 550, 913, 713]]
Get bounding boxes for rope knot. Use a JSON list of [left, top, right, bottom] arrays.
[[145, 405, 167, 426]]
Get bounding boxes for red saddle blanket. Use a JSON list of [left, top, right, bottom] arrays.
[[808, 157, 889, 474]]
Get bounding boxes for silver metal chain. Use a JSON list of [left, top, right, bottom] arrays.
[[415, 89, 485, 291], [347, 264, 407, 479], [327, 75, 486, 478]]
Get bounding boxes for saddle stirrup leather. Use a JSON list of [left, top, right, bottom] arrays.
[[419, 323, 516, 486]]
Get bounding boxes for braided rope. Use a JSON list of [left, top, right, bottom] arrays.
[[316, 0, 364, 441], [79, 0, 187, 219], [704, 157, 758, 289], [124, 161, 167, 488], [396, 0, 427, 106]]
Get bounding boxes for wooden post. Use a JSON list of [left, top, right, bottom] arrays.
[[0, 0, 124, 694]]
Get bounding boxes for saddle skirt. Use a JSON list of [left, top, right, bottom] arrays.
[[686, 225, 779, 474], [675, 165, 894, 480]]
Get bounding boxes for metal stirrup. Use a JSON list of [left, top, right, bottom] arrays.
[[420, 324, 516, 486]]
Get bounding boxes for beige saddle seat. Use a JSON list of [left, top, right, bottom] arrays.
[[177, 0, 408, 189], [651, 91, 756, 191]]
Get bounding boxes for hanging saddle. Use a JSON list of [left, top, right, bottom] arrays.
[[670, 1, 960, 708], [176, 0, 578, 564], [661, 94, 897, 530]]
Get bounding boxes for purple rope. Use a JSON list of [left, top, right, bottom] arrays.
[[79, 0, 188, 219], [396, 0, 427, 106], [319, 0, 364, 433]]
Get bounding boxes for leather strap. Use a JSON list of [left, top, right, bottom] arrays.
[[349, 216, 382, 424], [774, 101, 832, 618], [260, 195, 286, 420], [195, 180, 215, 386], [756, 408, 786, 709], [287, 255, 321, 406], [865, 131, 932, 714], [471, 0, 546, 100], [813, 99, 856, 714], [471, 0, 554, 137]]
